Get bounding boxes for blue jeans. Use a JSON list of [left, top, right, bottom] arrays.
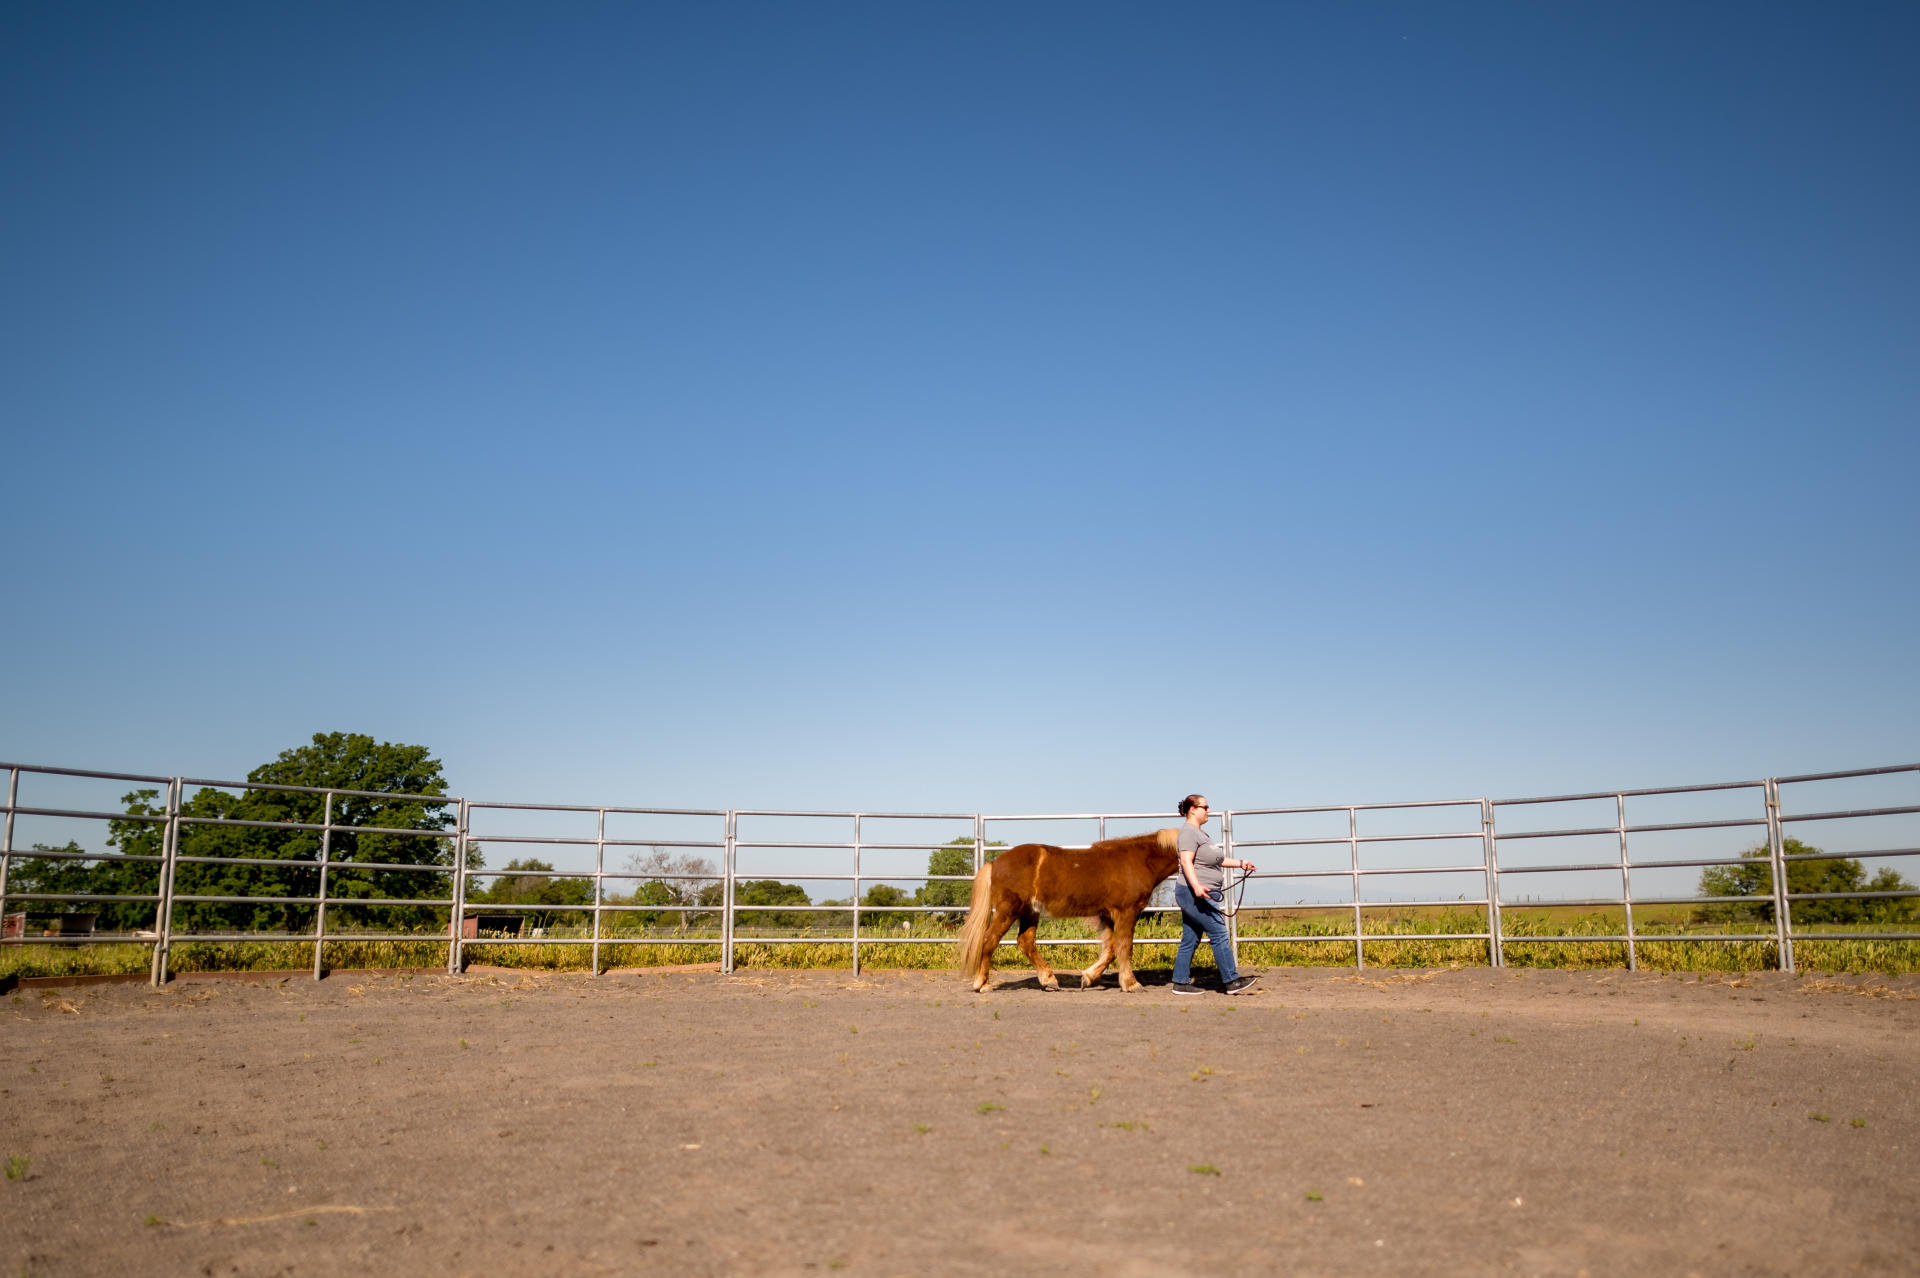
[[1173, 881, 1238, 985]]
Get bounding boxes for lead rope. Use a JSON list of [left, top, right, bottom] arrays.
[[1216, 866, 1252, 918]]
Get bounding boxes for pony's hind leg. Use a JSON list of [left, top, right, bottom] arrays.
[[1080, 912, 1116, 989], [1015, 909, 1061, 991], [973, 903, 1020, 992]]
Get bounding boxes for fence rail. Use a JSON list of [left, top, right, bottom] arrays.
[[2, 760, 1916, 985]]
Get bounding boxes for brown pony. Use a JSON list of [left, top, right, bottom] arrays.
[[955, 829, 1180, 993]]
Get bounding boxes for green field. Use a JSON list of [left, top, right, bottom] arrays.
[[4, 903, 1915, 979]]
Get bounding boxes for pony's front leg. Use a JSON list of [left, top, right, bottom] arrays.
[[1015, 909, 1061, 991], [1111, 906, 1146, 992], [1079, 912, 1116, 989]]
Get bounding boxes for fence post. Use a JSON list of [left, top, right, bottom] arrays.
[[152, 778, 182, 987], [973, 814, 985, 966], [722, 810, 736, 974], [313, 792, 332, 981], [448, 799, 469, 975], [1617, 794, 1637, 972], [1482, 799, 1504, 968], [1348, 807, 1363, 969], [1766, 779, 1794, 973], [851, 813, 863, 976], [1224, 808, 1239, 971], [592, 808, 606, 977], [0, 768, 16, 949]]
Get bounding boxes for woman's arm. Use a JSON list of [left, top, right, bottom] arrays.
[[1179, 847, 1207, 895]]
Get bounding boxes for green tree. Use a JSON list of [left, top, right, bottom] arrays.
[[734, 879, 813, 931], [913, 837, 1004, 918], [3, 842, 164, 933], [108, 732, 458, 935], [1699, 839, 1916, 925], [626, 879, 679, 927], [472, 857, 593, 929], [860, 882, 913, 928]]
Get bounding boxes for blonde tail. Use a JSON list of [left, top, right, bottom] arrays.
[[955, 864, 996, 979]]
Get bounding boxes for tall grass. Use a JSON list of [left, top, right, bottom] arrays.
[[3, 909, 1913, 978], [0, 938, 451, 979]]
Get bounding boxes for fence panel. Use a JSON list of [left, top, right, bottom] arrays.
[[4, 761, 1916, 983], [457, 801, 728, 974]]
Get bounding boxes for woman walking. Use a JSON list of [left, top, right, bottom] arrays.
[[1172, 794, 1259, 995]]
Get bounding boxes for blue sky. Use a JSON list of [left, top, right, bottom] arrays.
[[4, 2, 1915, 816]]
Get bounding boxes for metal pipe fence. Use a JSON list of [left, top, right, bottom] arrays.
[[2, 760, 1915, 984]]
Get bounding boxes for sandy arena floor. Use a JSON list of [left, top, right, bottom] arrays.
[[2, 963, 1916, 1277]]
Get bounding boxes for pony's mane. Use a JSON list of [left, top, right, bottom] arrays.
[[1089, 828, 1180, 856]]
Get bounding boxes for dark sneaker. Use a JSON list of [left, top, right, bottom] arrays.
[[1170, 982, 1204, 996], [1222, 975, 1260, 995]]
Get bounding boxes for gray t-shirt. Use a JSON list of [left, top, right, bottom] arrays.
[[1178, 823, 1225, 894]]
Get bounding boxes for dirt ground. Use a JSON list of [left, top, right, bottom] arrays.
[[2, 963, 1916, 1277]]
